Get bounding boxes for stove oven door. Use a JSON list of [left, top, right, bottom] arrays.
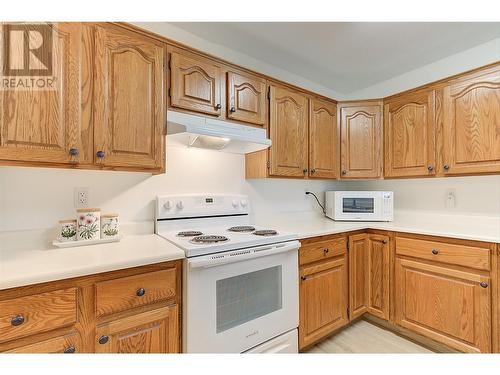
[[183, 240, 299, 353]]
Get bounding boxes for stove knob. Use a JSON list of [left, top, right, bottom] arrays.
[[176, 201, 184, 210], [232, 199, 239, 208], [240, 199, 248, 207], [163, 200, 173, 210]]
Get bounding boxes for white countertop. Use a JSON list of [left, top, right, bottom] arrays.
[[1, 210, 498, 291], [0, 234, 185, 290], [253, 210, 500, 243]]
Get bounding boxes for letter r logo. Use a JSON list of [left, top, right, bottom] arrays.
[[2, 23, 53, 76]]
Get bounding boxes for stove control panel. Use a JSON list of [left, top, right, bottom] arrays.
[[156, 194, 249, 219]]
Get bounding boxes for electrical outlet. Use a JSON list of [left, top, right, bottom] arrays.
[[445, 189, 456, 209], [74, 187, 89, 209]]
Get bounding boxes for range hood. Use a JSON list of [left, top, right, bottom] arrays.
[[166, 110, 271, 154]]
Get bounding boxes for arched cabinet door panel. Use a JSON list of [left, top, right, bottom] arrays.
[[227, 71, 266, 126], [169, 50, 222, 117], [269, 85, 308, 177], [93, 24, 165, 170], [309, 98, 337, 179], [339, 102, 383, 179], [441, 66, 500, 175], [0, 23, 90, 165], [384, 90, 436, 178]]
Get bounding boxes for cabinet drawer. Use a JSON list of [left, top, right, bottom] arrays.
[[95, 269, 177, 317], [396, 237, 490, 271], [300, 237, 347, 265], [5, 331, 81, 353], [0, 288, 77, 343]]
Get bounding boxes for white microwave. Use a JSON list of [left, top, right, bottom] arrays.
[[325, 191, 394, 222]]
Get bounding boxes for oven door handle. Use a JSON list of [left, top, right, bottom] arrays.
[[188, 240, 300, 269]]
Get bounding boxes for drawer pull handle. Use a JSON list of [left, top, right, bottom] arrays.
[[98, 335, 109, 345], [64, 346, 76, 354], [11, 315, 25, 327], [323, 248, 329, 255], [431, 249, 439, 255], [136, 288, 146, 297], [480, 282, 488, 288]]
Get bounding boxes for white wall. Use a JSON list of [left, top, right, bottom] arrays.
[[346, 37, 500, 99], [341, 176, 500, 217], [0, 145, 339, 232]]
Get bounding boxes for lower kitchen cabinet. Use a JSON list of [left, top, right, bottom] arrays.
[[299, 235, 349, 350], [0, 261, 182, 353], [95, 305, 179, 354], [5, 331, 81, 354], [348, 233, 390, 321], [395, 257, 491, 353], [299, 256, 348, 350]]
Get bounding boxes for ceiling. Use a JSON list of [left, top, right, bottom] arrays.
[[172, 22, 500, 94]]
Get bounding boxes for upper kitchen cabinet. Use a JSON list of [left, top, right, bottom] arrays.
[[169, 48, 223, 117], [309, 98, 338, 179], [268, 85, 309, 177], [339, 101, 383, 179], [0, 23, 91, 166], [227, 71, 267, 126], [440, 65, 500, 175], [384, 90, 436, 178], [93, 24, 165, 171]]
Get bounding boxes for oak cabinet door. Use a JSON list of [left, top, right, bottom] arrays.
[[0, 23, 89, 165], [5, 332, 81, 353], [441, 67, 500, 175], [348, 233, 369, 319], [93, 25, 165, 170], [299, 257, 348, 350], [384, 91, 436, 177], [269, 85, 308, 177], [366, 234, 390, 320], [395, 258, 491, 353], [169, 51, 222, 116], [340, 103, 383, 179], [309, 98, 337, 179], [227, 71, 266, 126], [95, 305, 179, 353]]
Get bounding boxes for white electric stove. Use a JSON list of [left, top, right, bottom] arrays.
[[155, 194, 300, 353]]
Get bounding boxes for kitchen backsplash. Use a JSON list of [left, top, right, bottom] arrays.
[[1, 144, 499, 233]]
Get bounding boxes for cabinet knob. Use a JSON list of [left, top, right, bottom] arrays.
[[98, 335, 109, 345], [230, 106, 236, 113], [69, 148, 79, 157], [427, 165, 434, 171], [323, 248, 329, 255], [63, 346, 76, 354], [96, 150, 105, 159], [480, 282, 488, 288], [342, 170, 347, 175], [11, 315, 25, 327], [443, 164, 450, 171], [303, 168, 308, 174], [301, 276, 308, 281], [311, 169, 316, 174], [215, 104, 221, 110], [432, 249, 439, 255], [136, 288, 146, 297], [382, 239, 388, 244]]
